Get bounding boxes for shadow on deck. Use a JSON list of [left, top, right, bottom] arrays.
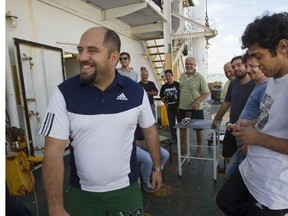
[[141, 126, 226, 216]]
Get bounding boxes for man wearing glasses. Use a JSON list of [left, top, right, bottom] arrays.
[[117, 52, 138, 82]]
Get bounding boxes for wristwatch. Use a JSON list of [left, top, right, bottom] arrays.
[[152, 167, 162, 172]]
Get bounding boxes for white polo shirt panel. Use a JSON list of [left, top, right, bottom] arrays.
[[40, 72, 155, 192]]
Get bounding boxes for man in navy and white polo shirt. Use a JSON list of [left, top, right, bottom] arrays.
[[40, 27, 162, 216]]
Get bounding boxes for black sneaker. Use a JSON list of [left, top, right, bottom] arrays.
[[142, 183, 155, 193]]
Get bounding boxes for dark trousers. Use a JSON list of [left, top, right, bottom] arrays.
[[167, 108, 178, 139], [6, 192, 32, 216], [216, 168, 288, 216], [222, 129, 237, 157]]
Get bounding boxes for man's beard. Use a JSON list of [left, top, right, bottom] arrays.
[[80, 70, 97, 83], [80, 65, 97, 83], [235, 71, 246, 80]]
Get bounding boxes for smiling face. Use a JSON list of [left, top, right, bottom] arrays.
[[119, 54, 130, 67], [77, 28, 119, 85], [245, 58, 265, 83], [165, 71, 174, 84], [185, 57, 196, 74], [223, 62, 234, 80], [231, 58, 247, 80], [140, 69, 149, 83]]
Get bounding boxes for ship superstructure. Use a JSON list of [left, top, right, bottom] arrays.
[[5, 0, 216, 157]]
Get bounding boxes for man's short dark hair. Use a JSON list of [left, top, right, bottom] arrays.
[[241, 11, 288, 56], [164, 69, 173, 75], [231, 55, 243, 64], [119, 52, 131, 59], [103, 28, 121, 55]]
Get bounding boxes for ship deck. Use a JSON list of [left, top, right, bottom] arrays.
[[19, 101, 227, 216]]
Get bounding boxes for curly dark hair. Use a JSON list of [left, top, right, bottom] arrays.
[[241, 11, 288, 56]]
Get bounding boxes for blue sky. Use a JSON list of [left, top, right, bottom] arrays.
[[207, 0, 288, 75]]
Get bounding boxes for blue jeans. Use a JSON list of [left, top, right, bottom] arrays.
[[225, 147, 246, 177], [226, 139, 246, 177], [136, 146, 169, 184]]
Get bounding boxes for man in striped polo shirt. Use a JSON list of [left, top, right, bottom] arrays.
[[40, 27, 162, 216]]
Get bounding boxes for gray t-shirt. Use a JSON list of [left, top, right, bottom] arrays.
[[117, 68, 138, 82]]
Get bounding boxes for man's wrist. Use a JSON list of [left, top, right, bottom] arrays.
[[152, 167, 162, 172], [213, 117, 222, 122]]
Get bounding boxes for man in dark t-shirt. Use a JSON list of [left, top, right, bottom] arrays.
[[160, 69, 180, 142], [211, 55, 255, 163], [138, 68, 159, 121]]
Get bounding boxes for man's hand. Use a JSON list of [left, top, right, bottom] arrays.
[[211, 119, 221, 129], [232, 124, 259, 146], [191, 101, 199, 111], [151, 171, 162, 192], [228, 119, 254, 132]]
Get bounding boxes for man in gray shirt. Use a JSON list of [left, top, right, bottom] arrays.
[[117, 52, 138, 82]]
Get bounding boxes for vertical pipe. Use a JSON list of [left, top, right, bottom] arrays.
[[6, 47, 20, 127], [163, 0, 172, 70]]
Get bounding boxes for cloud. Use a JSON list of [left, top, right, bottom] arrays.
[[207, 0, 287, 77], [208, 3, 229, 15], [223, 34, 240, 45]]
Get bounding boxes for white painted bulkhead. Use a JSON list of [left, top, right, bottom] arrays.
[[6, 0, 156, 78], [6, 0, 159, 155], [5, 0, 216, 156]]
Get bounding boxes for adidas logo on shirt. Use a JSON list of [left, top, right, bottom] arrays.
[[116, 93, 128, 101]]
